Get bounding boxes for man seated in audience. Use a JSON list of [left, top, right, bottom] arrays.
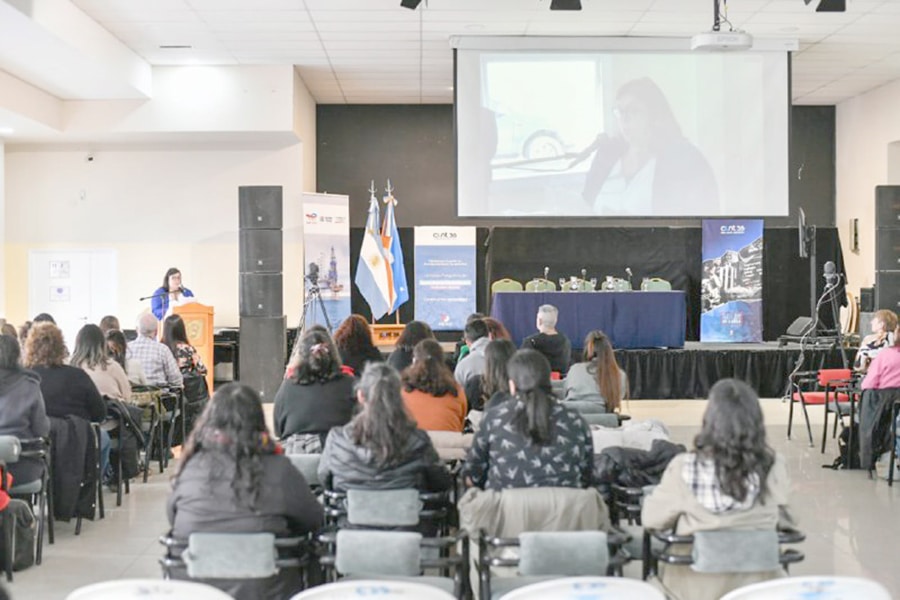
[[126, 312, 183, 388], [521, 304, 571, 375], [454, 318, 490, 386]]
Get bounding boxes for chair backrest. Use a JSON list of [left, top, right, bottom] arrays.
[[518, 531, 609, 576], [600, 278, 632, 291], [287, 453, 321, 488], [525, 278, 557, 292], [346, 488, 421, 527], [491, 278, 524, 293], [690, 530, 779, 573], [290, 579, 458, 600], [560, 278, 595, 292], [335, 529, 422, 576], [818, 368, 852, 387], [183, 532, 278, 579], [719, 576, 892, 600], [640, 278, 672, 291], [0, 435, 21, 464], [66, 578, 234, 600], [499, 577, 665, 600]]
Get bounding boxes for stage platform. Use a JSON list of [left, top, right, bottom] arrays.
[[616, 342, 855, 400]]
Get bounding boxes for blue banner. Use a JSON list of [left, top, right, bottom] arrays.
[[414, 227, 477, 331], [701, 219, 764, 343]]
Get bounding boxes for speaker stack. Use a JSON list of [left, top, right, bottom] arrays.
[[238, 186, 285, 402], [876, 186, 900, 313]]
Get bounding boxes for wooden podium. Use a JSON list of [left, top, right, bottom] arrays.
[[173, 302, 215, 393]]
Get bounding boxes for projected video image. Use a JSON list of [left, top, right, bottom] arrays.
[[456, 49, 789, 218]]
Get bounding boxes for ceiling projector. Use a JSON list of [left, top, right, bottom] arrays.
[[691, 30, 753, 51]]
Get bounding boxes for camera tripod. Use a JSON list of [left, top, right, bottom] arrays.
[[291, 267, 334, 359]]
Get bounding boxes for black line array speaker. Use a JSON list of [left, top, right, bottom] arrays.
[[876, 271, 900, 312], [238, 316, 286, 402], [238, 186, 284, 403], [859, 287, 875, 313], [876, 227, 900, 272], [239, 186, 283, 229], [239, 230, 283, 273], [876, 186, 900, 228]]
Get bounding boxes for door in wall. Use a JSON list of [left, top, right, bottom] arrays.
[[28, 250, 118, 348]]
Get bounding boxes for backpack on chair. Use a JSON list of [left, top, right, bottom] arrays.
[[0, 499, 36, 571]]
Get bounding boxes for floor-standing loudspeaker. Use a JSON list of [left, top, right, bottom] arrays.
[[238, 186, 284, 403], [876, 271, 900, 312]]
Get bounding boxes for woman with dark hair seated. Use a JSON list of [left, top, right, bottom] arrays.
[[564, 330, 627, 413], [71, 324, 131, 402], [482, 317, 512, 342], [105, 329, 146, 385], [161, 314, 207, 377], [0, 335, 50, 485], [463, 349, 594, 490], [167, 383, 323, 600], [333, 315, 383, 376], [463, 339, 516, 413], [273, 329, 355, 453], [401, 340, 466, 432], [386, 320, 435, 373], [318, 363, 451, 494], [642, 378, 793, 600]]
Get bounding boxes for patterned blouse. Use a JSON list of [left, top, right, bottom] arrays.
[[463, 397, 594, 491], [173, 342, 207, 377]]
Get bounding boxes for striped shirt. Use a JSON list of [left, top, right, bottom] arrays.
[[126, 335, 183, 388]]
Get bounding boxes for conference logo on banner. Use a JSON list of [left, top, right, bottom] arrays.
[[701, 219, 763, 343], [302, 197, 351, 329], [414, 227, 476, 331]]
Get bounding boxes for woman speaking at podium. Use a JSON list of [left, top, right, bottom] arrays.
[[151, 267, 195, 320]]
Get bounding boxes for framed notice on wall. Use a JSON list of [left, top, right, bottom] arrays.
[[414, 227, 477, 331]]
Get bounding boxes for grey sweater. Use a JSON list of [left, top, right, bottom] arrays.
[[0, 368, 50, 483]]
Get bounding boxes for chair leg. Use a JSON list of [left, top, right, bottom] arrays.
[[821, 404, 829, 454], [4, 510, 14, 582], [890, 403, 898, 487], [116, 446, 123, 507], [46, 469, 54, 545], [787, 395, 795, 440], [35, 489, 45, 565], [799, 399, 814, 447]]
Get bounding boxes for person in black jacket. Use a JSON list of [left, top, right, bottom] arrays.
[[167, 383, 323, 600], [318, 363, 451, 494], [23, 322, 109, 476], [386, 320, 434, 374], [333, 315, 383, 376], [0, 335, 50, 484], [521, 305, 571, 375], [274, 329, 355, 453]]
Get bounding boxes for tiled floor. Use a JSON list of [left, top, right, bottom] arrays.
[[7, 398, 899, 599]]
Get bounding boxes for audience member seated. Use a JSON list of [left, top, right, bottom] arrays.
[[642, 379, 794, 600], [453, 312, 485, 367], [318, 363, 451, 495], [401, 340, 466, 432], [126, 313, 183, 388], [521, 304, 571, 375], [463, 349, 594, 490], [464, 339, 516, 413], [106, 329, 146, 386], [454, 319, 490, 386], [24, 322, 110, 474], [564, 330, 627, 412], [273, 329, 355, 454], [0, 335, 50, 485], [32, 313, 56, 325], [856, 310, 897, 374], [862, 323, 900, 390], [0, 323, 16, 340], [98, 315, 120, 336], [167, 383, 323, 600], [386, 320, 434, 373], [333, 314, 383, 376], [17, 321, 33, 346], [161, 314, 208, 377], [482, 317, 512, 341], [71, 324, 132, 402]]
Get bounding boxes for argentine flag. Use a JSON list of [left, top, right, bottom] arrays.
[[382, 191, 409, 313], [355, 194, 392, 319]]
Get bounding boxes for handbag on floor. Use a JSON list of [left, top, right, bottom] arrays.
[[0, 499, 36, 571]]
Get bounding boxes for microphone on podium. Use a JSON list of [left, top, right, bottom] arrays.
[[625, 267, 633, 286], [543, 266, 550, 280]]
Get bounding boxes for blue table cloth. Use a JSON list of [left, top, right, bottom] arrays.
[[491, 291, 686, 349]]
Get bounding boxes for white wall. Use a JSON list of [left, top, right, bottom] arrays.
[[836, 78, 900, 294], [0, 142, 4, 318], [4, 144, 305, 328]]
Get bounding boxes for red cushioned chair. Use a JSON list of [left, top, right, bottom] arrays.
[[787, 368, 854, 449]]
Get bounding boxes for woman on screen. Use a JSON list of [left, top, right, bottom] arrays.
[[570, 77, 718, 216]]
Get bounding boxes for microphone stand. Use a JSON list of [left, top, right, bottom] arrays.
[[827, 275, 848, 368], [139, 290, 171, 302]]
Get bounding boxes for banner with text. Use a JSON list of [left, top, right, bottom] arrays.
[[414, 227, 477, 331], [701, 219, 764, 343], [302, 193, 351, 330]]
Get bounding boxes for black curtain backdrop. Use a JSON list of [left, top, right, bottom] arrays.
[[346, 226, 844, 343]]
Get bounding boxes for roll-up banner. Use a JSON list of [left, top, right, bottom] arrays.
[[701, 219, 764, 343], [414, 226, 477, 331], [302, 193, 351, 330]]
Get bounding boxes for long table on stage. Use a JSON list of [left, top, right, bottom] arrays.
[[491, 291, 687, 350], [616, 343, 854, 399]]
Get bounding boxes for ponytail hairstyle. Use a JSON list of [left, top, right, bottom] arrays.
[[481, 339, 517, 403], [583, 330, 622, 412], [289, 328, 343, 384], [507, 349, 555, 445], [352, 363, 417, 468], [402, 339, 457, 397]]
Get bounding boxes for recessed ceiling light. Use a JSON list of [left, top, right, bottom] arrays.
[[159, 45, 193, 49], [0, 127, 14, 136]]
